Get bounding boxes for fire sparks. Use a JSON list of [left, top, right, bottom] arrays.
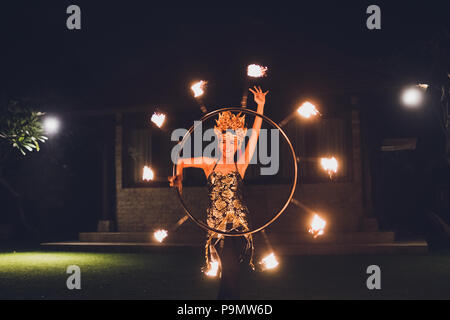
[[247, 64, 268, 78], [308, 214, 326, 238], [259, 252, 279, 270], [143, 165, 154, 181], [191, 80, 207, 98], [151, 112, 166, 128], [320, 157, 338, 178], [153, 229, 168, 243], [297, 101, 320, 119], [205, 260, 220, 277]]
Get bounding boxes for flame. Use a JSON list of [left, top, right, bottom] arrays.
[[191, 80, 207, 98], [297, 101, 319, 119], [205, 260, 220, 277], [143, 165, 154, 181], [153, 229, 168, 243], [259, 252, 279, 270], [151, 112, 166, 128], [320, 157, 338, 178], [247, 64, 268, 78], [308, 214, 326, 238]]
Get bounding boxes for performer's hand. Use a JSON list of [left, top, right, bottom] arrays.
[[168, 175, 183, 195], [249, 86, 269, 106]]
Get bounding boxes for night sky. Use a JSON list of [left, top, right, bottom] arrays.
[[0, 1, 449, 240], [1, 1, 448, 116]]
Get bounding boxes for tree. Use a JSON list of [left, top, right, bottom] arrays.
[[0, 100, 48, 240]]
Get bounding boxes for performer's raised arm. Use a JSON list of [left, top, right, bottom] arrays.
[[238, 86, 268, 176]]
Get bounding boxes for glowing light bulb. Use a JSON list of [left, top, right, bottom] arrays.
[[43, 117, 60, 134], [402, 87, 423, 107]]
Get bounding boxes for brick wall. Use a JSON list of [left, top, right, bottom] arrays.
[[114, 111, 364, 233]]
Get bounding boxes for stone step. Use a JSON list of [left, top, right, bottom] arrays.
[[42, 241, 428, 255], [79, 231, 396, 244], [79, 231, 204, 243], [277, 242, 428, 255], [265, 231, 395, 244]]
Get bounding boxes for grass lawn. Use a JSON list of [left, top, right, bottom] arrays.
[[0, 247, 449, 299]]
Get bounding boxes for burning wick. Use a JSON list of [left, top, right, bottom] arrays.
[[151, 112, 166, 128], [143, 166, 155, 181], [191, 80, 207, 98], [205, 260, 220, 277], [308, 214, 327, 238], [153, 229, 168, 243], [259, 252, 279, 270], [247, 64, 268, 78], [297, 101, 320, 119], [320, 157, 338, 179]]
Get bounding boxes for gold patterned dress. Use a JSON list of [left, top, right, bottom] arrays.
[[204, 160, 255, 272]]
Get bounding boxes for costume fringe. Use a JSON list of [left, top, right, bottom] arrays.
[[204, 230, 255, 274]]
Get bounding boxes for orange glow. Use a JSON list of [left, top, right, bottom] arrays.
[[247, 64, 268, 78], [297, 101, 319, 119], [320, 157, 338, 179], [191, 80, 207, 98], [143, 165, 154, 181], [205, 259, 220, 277], [308, 214, 327, 238], [153, 229, 168, 243], [151, 112, 166, 128], [259, 252, 279, 270]]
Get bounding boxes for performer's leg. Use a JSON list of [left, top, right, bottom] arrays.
[[217, 236, 241, 300]]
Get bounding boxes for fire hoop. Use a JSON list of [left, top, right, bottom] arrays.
[[172, 107, 298, 236]]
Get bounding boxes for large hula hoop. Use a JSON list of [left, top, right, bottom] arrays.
[[172, 107, 298, 236]]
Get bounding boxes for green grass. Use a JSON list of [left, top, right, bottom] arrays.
[[0, 249, 449, 299]]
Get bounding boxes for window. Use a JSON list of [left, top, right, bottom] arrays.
[[122, 113, 172, 187], [282, 112, 352, 183], [121, 111, 353, 187]]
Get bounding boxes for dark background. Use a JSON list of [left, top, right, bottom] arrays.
[[0, 1, 449, 241]]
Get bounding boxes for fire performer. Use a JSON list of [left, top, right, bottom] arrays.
[[169, 86, 268, 299]]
